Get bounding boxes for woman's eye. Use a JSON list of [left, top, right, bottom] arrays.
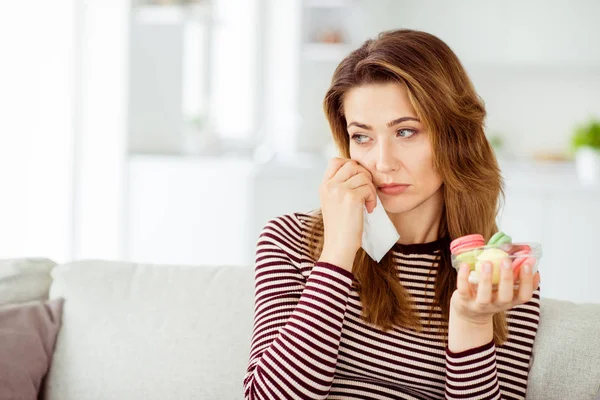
[[351, 134, 370, 145], [397, 128, 417, 138]]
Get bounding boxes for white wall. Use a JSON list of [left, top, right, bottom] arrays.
[[73, 0, 129, 261], [261, 0, 303, 155], [0, 0, 130, 264], [0, 1, 76, 262]]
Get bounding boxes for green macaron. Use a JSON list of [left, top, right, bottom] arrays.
[[455, 249, 483, 266], [488, 231, 512, 246]]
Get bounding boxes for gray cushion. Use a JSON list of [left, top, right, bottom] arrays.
[[0, 258, 56, 306], [528, 298, 600, 399]]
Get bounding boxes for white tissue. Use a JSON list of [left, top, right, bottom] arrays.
[[361, 197, 400, 262]]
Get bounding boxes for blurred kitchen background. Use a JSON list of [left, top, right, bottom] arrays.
[[1, 0, 599, 303]]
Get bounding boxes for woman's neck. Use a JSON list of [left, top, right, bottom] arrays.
[[389, 188, 444, 245]]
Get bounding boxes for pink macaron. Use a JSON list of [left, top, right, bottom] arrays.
[[511, 250, 530, 279], [512, 252, 538, 280], [508, 244, 532, 255], [450, 234, 485, 255]]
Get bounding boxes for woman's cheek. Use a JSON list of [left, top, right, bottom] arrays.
[[353, 146, 378, 168], [354, 157, 376, 175]]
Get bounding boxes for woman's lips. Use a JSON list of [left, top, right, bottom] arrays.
[[377, 184, 410, 195]]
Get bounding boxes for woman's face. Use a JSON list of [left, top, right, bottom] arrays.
[[343, 82, 443, 214]]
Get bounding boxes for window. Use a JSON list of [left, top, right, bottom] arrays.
[[131, 0, 262, 155]]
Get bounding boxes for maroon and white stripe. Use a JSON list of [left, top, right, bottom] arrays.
[[244, 213, 540, 400]]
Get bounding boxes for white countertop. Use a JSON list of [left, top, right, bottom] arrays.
[[498, 159, 600, 194]]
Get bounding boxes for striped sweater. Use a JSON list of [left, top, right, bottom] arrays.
[[244, 212, 541, 400]]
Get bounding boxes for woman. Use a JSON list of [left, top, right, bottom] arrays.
[[244, 29, 541, 400]]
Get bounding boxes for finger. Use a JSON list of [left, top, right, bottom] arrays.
[[533, 271, 540, 291], [323, 157, 351, 182], [468, 281, 479, 297], [330, 160, 361, 184], [456, 263, 473, 300], [514, 260, 535, 304], [351, 184, 378, 213], [354, 163, 374, 182], [512, 264, 521, 281], [476, 261, 493, 305], [496, 259, 514, 305], [344, 172, 374, 190], [514, 272, 540, 301], [353, 164, 376, 212], [344, 173, 377, 211], [364, 194, 377, 213]]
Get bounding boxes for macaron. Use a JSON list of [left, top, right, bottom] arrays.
[[488, 231, 512, 246], [450, 234, 485, 255], [511, 250, 530, 279], [507, 244, 531, 255], [475, 247, 510, 284], [456, 249, 482, 265]]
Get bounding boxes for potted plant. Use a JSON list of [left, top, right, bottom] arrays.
[[181, 113, 217, 155], [571, 117, 600, 186]]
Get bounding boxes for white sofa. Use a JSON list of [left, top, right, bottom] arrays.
[[32, 260, 600, 399]]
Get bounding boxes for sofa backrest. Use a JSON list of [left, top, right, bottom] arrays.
[[44, 260, 600, 400], [44, 261, 255, 400], [527, 298, 600, 399]]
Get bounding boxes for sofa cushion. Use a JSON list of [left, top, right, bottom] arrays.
[[44, 260, 255, 400], [0, 298, 64, 400], [527, 298, 600, 399], [0, 258, 56, 306]]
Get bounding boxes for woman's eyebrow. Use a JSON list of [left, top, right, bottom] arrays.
[[386, 116, 420, 127], [347, 121, 372, 130], [347, 116, 420, 130]]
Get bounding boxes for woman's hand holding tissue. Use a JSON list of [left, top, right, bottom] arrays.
[[318, 158, 377, 273]]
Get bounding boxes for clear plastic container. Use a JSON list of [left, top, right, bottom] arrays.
[[451, 242, 542, 287]]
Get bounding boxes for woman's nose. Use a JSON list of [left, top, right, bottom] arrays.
[[375, 142, 399, 173]]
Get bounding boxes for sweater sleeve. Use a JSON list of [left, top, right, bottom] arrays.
[[444, 285, 542, 400], [243, 215, 354, 400], [444, 339, 501, 399]]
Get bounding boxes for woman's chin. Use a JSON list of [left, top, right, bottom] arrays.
[[378, 198, 413, 215]]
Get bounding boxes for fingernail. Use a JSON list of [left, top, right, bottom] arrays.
[[524, 264, 531, 274], [502, 259, 511, 269], [484, 263, 492, 273]]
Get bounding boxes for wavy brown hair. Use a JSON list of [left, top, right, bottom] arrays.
[[306, 29, 508, 345]]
